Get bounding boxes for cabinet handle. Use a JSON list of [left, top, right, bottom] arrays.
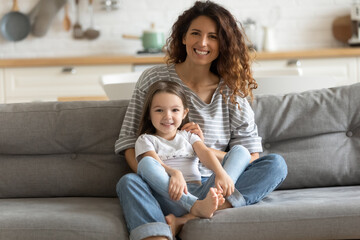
[[286, 59, 303, 76], [286, 59, 301, 67], [61, 67, 77, 74]]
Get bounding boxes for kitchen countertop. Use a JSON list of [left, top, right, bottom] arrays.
[[1, 47, 360, 67]]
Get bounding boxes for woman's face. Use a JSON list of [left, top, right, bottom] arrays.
[[182, 15, 219, 67]]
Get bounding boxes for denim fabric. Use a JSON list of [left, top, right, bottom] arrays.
[[202, 153, 288, 205], [137, 157, 198, 212], [116, 173, 173, 240], [136, 145, 251, 217], [116, 149, 287, 240]]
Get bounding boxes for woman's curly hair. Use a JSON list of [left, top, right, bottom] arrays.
[[165, 0, 257, 105]]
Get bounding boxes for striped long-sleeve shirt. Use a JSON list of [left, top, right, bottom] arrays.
[[114, 64, 263, 176]]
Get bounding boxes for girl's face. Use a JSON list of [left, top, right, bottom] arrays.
[[182, 15, 219, 67], [150, 92, 189, 140]]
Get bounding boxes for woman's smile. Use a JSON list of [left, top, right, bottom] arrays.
[[194, 49, 210, 55]]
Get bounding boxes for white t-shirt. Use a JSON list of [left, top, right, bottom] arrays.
[[135, 130, 202, 182]]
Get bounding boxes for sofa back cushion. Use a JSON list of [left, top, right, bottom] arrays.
[[0, 100, 131, 198], [252, 82, 360, 189]]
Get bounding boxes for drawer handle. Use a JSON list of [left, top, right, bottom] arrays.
[[287, 59, 303, 76], [62, 67, 77, 74], [286, 59, 301, 67]]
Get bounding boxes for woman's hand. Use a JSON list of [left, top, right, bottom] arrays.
[[169, 170, 188, 201], [181, 122, 204, 141], [215, 170, 235, 197]]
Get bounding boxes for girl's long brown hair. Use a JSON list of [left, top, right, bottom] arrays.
[[137, 80, 189, 137], [166, 0, 257, 105]]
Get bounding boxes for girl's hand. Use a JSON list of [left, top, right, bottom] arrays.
[[215, 171, 235, 197], [181, 122, 204, 141], [169, 170, 188, 201]]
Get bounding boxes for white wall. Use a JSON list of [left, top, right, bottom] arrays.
[[0, 0, 353, 58]]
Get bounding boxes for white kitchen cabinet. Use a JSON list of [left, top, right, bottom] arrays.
[[3, 64, 132, 103], [0, 69, 5, 103], [252, 57, 358, 95], [357, 57, 360, 82]]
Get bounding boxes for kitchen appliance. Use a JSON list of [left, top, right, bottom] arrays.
[[349, 1, 360, 46], [0, 0, 31, 41], [242, 18, 263, 51], [73, 0, 83, 39], [332, 15, 352, 44], [84, 0, 100, 40], [28, 0, 67, 37], [123, 23, 165, 53]]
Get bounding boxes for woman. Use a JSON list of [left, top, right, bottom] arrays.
[[115, 1, 288, 240]]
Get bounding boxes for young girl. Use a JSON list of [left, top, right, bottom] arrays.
[[135, 80, 251, 219]]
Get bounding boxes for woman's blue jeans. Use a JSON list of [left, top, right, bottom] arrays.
[[116, 147, 288, 240]]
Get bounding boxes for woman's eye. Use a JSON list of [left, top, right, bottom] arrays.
[[155, 109, 162, 112], [209, 35, 217, 39]]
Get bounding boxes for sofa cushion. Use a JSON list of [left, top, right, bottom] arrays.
[[0, 197, 128, 240], [251, 82, 360, 189], [180, 186, 360, 240], [0, 101, 131, 198]]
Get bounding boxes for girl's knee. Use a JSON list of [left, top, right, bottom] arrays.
[[137, 156, 158, 176]]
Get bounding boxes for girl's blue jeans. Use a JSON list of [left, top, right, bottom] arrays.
[[116, 146, 288, 240], [136, 145, 251, 215]]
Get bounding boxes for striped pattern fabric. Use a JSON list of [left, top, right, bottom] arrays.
[[115, 64, 262, 176]]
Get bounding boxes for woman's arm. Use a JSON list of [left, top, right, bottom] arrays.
[[124, 148, 138, 173], [251, 152, 259, 163]]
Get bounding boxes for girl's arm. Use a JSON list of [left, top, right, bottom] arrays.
[[192, 141, 234, 197], [210, 148, 226, 162], [140, 151, 188, 201], [182, 122, 255, 163]]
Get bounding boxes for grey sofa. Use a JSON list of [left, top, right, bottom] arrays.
[[0, 82, 359, 240]]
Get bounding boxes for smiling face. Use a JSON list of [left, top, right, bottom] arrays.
[[150, 92, 189, 140], [182, 15, 220, 67]]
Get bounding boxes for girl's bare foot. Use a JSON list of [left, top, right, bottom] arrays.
[[216, 189, 226, 207], [165, 213, 197, 236], [190, 187, 219, 218], [217, 199, 232, 210]]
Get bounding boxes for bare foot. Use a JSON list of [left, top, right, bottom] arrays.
[[216, 189, 226, 207], [217, 199, 232, 210], [190, 187, 219, 218], [165, 213, 197, 236]]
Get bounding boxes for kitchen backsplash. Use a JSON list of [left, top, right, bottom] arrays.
[[0, 0, 353, 58]]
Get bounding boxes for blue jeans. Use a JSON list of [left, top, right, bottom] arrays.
[[117, 148, 287, 240], [137, 145, 251, 216]]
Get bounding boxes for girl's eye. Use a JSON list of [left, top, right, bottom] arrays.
[[172, 109, 180, 112], [155, 109, 163, 112]]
